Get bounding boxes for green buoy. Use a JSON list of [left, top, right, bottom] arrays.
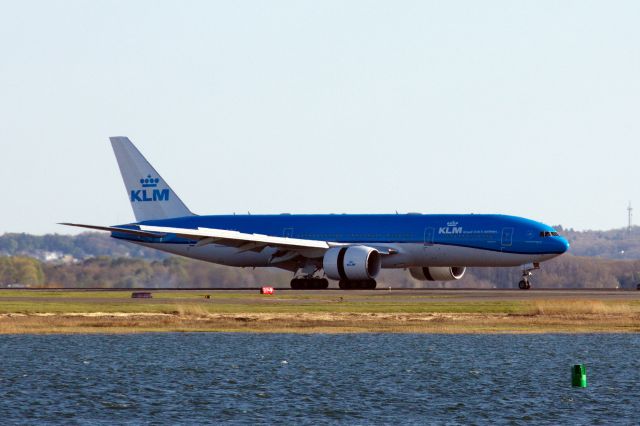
[[572, 364, 587, 388]]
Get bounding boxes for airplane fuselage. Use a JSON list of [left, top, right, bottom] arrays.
[[114, 213, 568, 269]]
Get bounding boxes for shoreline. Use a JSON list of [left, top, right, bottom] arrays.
[[2, 311, 639, 334], [1, 289, 639, 334]]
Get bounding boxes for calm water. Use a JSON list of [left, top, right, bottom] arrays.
[[0, 334, 638, 425]]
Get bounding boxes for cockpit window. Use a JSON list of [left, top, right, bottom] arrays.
[[540, 231, 559, 237]]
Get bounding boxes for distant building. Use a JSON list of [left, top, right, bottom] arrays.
[[2, 283, 30, 289]]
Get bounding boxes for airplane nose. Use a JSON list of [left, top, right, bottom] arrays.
[[557, 237, 570, 253]]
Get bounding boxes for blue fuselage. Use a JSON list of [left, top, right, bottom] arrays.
[[114, 214, 569, 269]]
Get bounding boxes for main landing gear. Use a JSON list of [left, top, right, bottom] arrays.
[[338, 279, 377, 290], [518, 263, 540, 290], [290, 277, 329, 290]]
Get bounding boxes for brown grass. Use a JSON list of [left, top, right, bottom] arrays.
[[1, 310, 640, 334], [0, 294, 639, 334], [170, 304, 212, 317], [529, 299, 634, 315]]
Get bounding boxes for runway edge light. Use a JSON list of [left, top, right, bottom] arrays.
[[571, 364, 587, 388]]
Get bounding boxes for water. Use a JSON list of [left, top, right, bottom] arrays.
[[0, 334, 638, 425]]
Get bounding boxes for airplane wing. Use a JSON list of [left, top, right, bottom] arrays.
[[138, 225, 330, 251], [139, 225, 399, 255], [60, 223, 165, 238], [60, 223, 398, 259]]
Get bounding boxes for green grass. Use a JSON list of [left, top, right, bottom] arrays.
[[0, 291, 530, 314], [1, 291, 639, 334], [0, 291, 638, 316]]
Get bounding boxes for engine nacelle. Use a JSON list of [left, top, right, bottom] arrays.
[[323, 246, 381, 281], [409, 266, 466, 281]]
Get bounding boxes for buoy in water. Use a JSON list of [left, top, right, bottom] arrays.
[[571, 364, 587, 388]]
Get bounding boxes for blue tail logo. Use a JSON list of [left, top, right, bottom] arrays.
[[131, 175, 170, 202]]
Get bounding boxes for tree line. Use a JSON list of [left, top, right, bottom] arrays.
[[3, 226, 640, 261], [1, 254, 639, 289], [2, 228, 640, 289]]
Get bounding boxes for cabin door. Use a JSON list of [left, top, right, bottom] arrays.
[[424, 227, 435, 246], [501, 227, 514, 247]]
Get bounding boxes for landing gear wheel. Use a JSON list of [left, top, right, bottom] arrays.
[[518, 263, 539, 290], [290, 277, 330, 290], [338, 279, 377, 290]]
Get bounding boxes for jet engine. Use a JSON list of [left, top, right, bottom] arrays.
[[323, 246, 381, 281], [409, 266, 466, 281]]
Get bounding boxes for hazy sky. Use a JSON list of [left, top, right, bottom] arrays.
[[1, 1, 639, 234]]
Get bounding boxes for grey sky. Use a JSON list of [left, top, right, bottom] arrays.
[[1, 1, 638, 234]]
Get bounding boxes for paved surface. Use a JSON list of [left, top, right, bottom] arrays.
[[2, 288, 639, 305]]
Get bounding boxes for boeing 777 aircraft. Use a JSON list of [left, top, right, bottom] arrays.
[[63, 137, 569, 290]]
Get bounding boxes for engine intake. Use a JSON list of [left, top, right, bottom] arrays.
[[323, 246, 381, 281], [409, 266, 466, 281]]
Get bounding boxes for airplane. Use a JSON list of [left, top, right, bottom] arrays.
[[62, 137, 569, 290]]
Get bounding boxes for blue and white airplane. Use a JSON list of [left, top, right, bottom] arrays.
[[63, 137, 569, 290]]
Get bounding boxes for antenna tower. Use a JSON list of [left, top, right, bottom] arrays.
[[628, 201, 633, 232]]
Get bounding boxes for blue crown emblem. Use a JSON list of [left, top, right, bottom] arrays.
[[140, 175, 160, 188]]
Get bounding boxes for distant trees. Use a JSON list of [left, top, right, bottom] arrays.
[[561, 226, 640, 259], [2, 228, 640, 289], [0, 257, 45, 286], [0, 232, 166, 260], [38, 256, 291, 289], [1, 253, 638, 289], [3, 227, 640, 262]]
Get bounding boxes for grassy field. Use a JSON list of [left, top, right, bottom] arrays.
[[0, 290, 639, 334]]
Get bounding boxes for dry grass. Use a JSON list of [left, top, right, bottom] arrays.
[[1, 310, 640, 334], [170, 304, 212, 317], [0, 293, 639, 334], [528, 299, 636, 316]]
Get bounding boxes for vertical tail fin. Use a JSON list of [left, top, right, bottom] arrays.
[[110, 136, 194, 222]]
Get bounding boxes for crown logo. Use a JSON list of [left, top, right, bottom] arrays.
[[140, 175, 160, 188], [447, 221, 458, 227]]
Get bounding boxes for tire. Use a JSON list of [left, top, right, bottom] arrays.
[[339, 279, 376, 290], [518, 280, 528, 290]]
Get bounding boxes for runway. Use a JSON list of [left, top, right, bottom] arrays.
[[2, 288, 639, 305]]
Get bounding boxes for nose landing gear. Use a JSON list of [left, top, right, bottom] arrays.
[[518, 276, 531, 290], [518, 263, 540, 290]]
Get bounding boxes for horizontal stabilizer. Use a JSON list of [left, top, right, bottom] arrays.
[[59, 223, 165, 238]]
